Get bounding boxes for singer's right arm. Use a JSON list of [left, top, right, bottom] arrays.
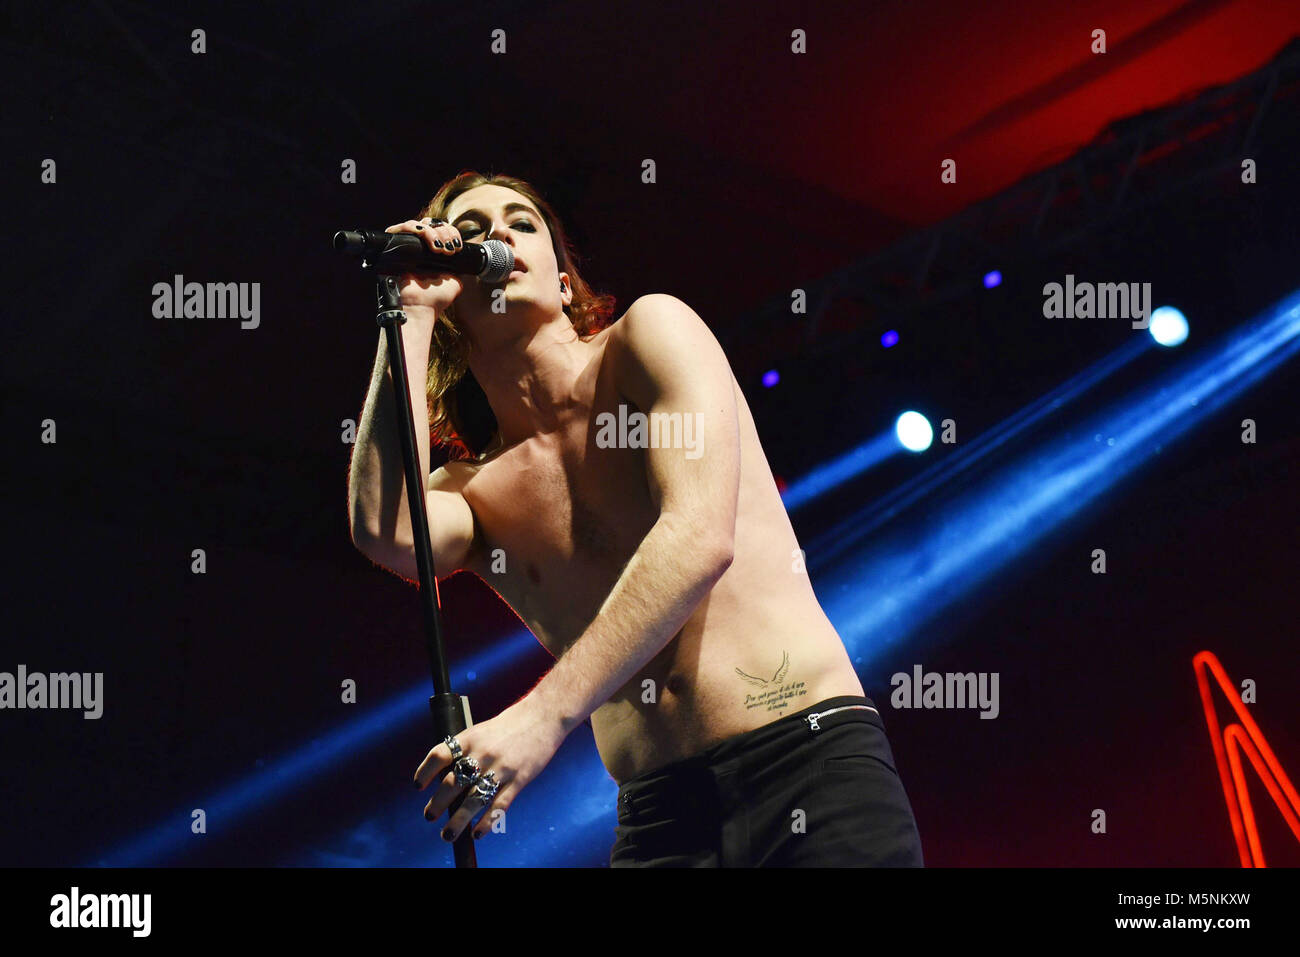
[[347, 312, 477, 584]]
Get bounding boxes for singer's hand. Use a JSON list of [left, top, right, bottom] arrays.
[[381, 218, 466, 314], [414, 695, 571, 842]]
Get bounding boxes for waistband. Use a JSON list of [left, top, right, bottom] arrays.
[[617, 694, 881, 793]]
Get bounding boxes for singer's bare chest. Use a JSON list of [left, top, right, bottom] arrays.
[[457, 323, 661, 652]]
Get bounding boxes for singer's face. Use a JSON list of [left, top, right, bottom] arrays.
[[445, 184, 569, 322]]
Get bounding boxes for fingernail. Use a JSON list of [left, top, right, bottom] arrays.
[[453, 239, 462, 247], [413, 779, 421, 789], [415, 225, 424, 230], [441, 829, 452, 841], [434, 240, 443, 248], [473, 830, 481, 840]]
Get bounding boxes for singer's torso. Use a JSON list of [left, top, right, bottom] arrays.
[[449, 312, 863, 785]]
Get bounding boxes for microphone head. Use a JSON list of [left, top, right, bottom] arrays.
[[478, 240, 515, 283], [333, 230, 365, 253]]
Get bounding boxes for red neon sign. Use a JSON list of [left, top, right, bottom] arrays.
[[1194, 650, 1300, 867]]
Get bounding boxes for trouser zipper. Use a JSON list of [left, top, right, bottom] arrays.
[[805, 703, 879, 731]]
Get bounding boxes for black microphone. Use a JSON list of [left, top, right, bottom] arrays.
[[333, 230, 515, 283]]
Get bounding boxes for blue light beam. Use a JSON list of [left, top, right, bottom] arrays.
[[817, 291, 1300, 671], [89, 629, 540, 866]]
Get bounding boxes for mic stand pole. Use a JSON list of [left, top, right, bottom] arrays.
[[371, 269, 477, 868]]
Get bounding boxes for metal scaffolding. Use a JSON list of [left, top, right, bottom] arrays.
[[721, 38, 1300, 372]]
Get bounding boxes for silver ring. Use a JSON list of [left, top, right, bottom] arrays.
[[452, 755, 481, 786], [470, 770, 500, 803], [444, 735, 463, 762]]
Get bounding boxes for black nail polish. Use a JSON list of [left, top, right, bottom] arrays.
[[415, 225, 424, 230], [441, 829, 452, 841], [473, 830, 481, 840], [454, 239, 462, 247], [434, 240, 443, 248]]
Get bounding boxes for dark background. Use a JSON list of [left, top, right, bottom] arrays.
[[3, 0, 1298, 867]]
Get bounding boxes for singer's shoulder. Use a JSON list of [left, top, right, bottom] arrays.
[[613, 294, 716, 353], [621, 293, 700, 322], [610, 294, 731, 400], [428, 459, 478, 491]]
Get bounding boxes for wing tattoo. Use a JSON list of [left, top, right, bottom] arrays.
[[771, 650, 789, 684], [735, 650, 790, 687]]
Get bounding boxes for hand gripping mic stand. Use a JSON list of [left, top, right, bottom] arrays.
[[369, 268, 478, 868]]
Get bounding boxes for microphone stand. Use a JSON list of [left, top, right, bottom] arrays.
[[370, 268, 478, 868]]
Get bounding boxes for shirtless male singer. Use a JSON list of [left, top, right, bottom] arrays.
[[347, 171, 924, 867]]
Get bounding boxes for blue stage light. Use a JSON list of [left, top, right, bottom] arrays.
[[983, 270, 1002, 289], [762, 369, 779, 387], [895, 411, 933, 452], [881, 330, 899, 348], [814, 289, 1300, 672], [1149, 305, 1189, 347]]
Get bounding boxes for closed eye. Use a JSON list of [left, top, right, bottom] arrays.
[[458, 221, 535, 238]]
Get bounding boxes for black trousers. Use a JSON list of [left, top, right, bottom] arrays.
[[609, 695, 924, 867]]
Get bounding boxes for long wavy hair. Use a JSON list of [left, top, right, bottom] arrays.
[[416, 171, 617, 460]]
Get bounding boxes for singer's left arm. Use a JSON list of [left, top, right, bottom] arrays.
[[529, 293, 741, 729]]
